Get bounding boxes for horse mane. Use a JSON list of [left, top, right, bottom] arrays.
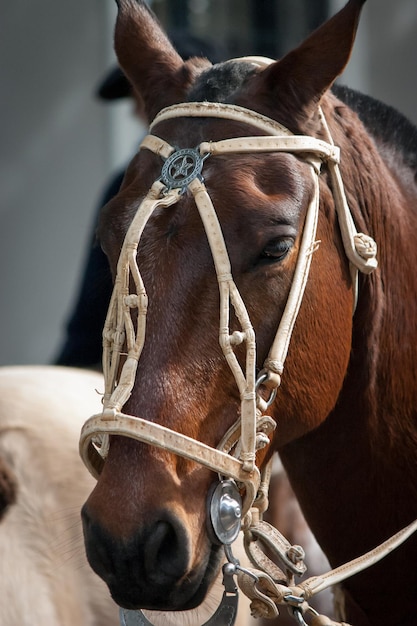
[[332, 83, 417, 176], [186, 60, 256, 103], [185, 61, 417, 183]]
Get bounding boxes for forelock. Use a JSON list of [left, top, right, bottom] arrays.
[[186, 60, 256, 104]]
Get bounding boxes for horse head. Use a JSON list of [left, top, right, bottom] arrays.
[[81, 0, 371, 613]]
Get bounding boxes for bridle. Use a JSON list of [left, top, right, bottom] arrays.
[[79, 99, 377, 497], [79, 88, 417, 625]]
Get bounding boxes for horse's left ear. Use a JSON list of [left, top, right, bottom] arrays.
[[247, 0, 367, 124], [114, 0, 208, 120]]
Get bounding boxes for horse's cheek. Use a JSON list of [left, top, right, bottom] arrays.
[[271, 260, 353, 445]]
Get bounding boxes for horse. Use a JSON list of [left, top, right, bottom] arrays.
[[0, 365, 120, 626], [79, 0, 417, 624]]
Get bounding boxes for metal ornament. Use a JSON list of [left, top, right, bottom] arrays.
[[209, 480, 242, 546], [160, 147, 208, 193], [119, 563, 239, 626]]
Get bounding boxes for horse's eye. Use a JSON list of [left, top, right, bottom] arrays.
[[261, 238, 293, 262]]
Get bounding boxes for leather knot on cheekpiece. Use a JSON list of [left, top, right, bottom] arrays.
[[354, 233, 378, 264]]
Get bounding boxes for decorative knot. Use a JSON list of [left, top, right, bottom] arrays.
[[240, 451, 255, 472], [354, 233, 377, 260], [218, 272, 233, 283], [263, 359, 284, 375], [241, 510, 253, 531], [250, 599, 277, 620], [255, 432, 270, 450], [229, 331, 245, 346], [124, 294, 139, 308], [103, 329, 115, 343], [287, 544, 306, 564]]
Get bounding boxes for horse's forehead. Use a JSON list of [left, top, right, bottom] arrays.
[[139, 116, 311, 191], [101, 113, 316, 277], [136, 145, 309, 222]]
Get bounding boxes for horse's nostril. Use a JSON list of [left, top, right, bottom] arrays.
[[144, 518, 188, 585], [82, 502, 193, 607]]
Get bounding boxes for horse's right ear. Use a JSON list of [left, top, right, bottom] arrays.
[[243, 0, 367, 128], [114, 0, 207, 121]]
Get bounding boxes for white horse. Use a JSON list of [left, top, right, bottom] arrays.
[[0, 366, 118, 626]]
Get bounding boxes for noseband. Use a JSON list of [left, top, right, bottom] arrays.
[[79, 96, 412, 625]]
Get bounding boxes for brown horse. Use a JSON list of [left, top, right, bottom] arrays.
[[80, 1, 417, 624]]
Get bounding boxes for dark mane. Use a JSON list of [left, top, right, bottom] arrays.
[[332, 83, 417, 174], [186, 60, 256, 103], [187, 63, 417, 178]]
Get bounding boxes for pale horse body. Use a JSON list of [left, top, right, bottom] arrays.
[[0, 366, 119, 626], [0, 365, 330, 626]]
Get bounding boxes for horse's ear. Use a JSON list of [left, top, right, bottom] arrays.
[[248, 0, 367, 125], [114, 0, 205, 120]]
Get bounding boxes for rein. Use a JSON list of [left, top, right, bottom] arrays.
[[77, 98, 417, 625]]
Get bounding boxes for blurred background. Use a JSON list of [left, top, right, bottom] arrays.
[[0, 0, 416, 366]]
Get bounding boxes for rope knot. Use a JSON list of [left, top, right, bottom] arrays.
[[240, 451, 256, 472], [260, 361, 283, 390], [287, 544, 306, 564], [263, 359, 284, 375], [250, 599, 277, 619], [354, 233, 377, 260], [255, 432, 270, 450], [124, 294, 138, 308]]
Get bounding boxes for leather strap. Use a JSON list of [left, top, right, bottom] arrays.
[[80, 410, 260, 516], [150, 101, 293, 137], [297, 517, 417, 600]]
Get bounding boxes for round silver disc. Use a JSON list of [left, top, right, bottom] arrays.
[[161, 147, 204, 192], [209, 480, 242, 545]]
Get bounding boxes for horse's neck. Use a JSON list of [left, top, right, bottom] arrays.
[[317, 99, 417, 496], [278, 102, 417, 623], [326, 95, 417, 455], [279, 383, 417, 624]]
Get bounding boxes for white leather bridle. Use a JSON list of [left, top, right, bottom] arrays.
[[77, 94, 417, 625], [79, 99, 377, 512]]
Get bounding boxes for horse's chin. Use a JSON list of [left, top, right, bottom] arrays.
[[111, 544, 223, 614], [140, 534, 252, 625], [142, 563, 227, 626]]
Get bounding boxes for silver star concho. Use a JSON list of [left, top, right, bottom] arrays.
[[161, 148, 206, 193]]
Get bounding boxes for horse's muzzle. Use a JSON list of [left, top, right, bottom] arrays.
[[81, 503, 219, 610]]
